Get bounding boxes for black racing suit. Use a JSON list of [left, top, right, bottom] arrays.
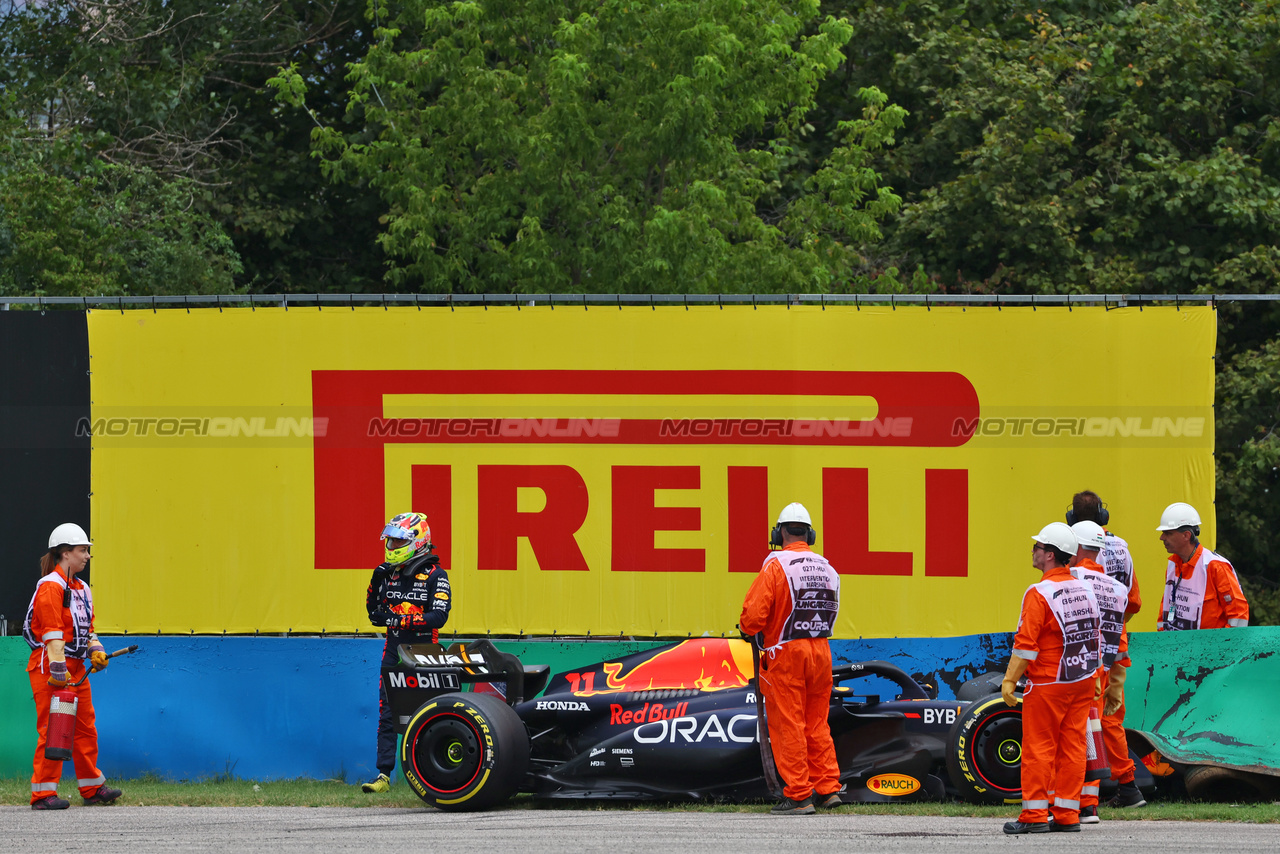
[[366, 551, 451, 776]]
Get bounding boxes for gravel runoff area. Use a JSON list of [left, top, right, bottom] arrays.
[[1, 808, 1275, 853]]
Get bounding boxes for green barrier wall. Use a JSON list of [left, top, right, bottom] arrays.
[[1, 639, 35, 774], [1126, 626, 1280, 775]]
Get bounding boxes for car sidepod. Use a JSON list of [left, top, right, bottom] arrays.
[[826, 674, 956, 803], [516, 686, 769, 800]]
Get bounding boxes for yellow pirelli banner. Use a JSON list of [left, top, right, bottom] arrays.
[[85, 306, 1214, 637]]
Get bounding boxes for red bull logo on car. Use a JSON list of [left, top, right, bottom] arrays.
[[585, 639, 754, 694], [610, 702, 690, 724]]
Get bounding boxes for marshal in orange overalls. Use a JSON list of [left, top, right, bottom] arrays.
[[740, 543, 842, 803], [24, 567, 108, 805], [1012, 567, 1095, 826]]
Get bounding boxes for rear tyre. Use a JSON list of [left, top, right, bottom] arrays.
[[1183, 764, 1280, 802], [947, 693, 1023, 804], [401, 692, 530, 811]]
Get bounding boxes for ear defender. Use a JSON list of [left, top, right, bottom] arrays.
[[1065, 503, 1109, 527], [770, 524, 816, 547]]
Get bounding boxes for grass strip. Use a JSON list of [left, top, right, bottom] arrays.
[[1, 777, 1276, 820]]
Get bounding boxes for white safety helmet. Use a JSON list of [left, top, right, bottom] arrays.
[[1156, 502, 1201, 531], [1070, 521, 1107, 553], [776, 503, 813, 527], [1032, 522, 1078, 556], [48, 523, 91, 549]]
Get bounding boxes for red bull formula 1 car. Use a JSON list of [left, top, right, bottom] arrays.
[[382, 637, 1043, 810]]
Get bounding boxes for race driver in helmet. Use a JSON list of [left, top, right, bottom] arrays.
[[360, 512, 450, 793]]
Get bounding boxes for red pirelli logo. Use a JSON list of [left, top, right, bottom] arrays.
[[312, 370, 978, 574]]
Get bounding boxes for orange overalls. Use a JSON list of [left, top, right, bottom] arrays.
[[1012, 566, 1095, 826], [24, 567, 106, 805], [740, 543, 842, 803]]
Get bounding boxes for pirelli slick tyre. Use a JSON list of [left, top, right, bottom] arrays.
[[401, 692, 530, 811], [946, 693, 1023, 804]]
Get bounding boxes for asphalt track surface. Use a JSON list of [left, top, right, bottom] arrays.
[[1, 807, 1273, 853]]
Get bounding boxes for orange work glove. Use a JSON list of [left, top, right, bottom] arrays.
[[1104, 663, 1127, 716], [1001, 656, 1030, 707]]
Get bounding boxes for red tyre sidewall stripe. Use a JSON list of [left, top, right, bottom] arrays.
[[970, 707, 1020, 795]]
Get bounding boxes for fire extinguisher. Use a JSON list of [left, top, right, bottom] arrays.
[[1084, 703, 1111, 782], [44, 691, 78, 761], [43, 645, 140, 762]]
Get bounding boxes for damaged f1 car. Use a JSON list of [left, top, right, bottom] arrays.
[[383, 636, 1059, 810]]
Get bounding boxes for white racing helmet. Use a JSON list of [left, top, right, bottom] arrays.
[[1032, 522, 1078, 556], [1156, 502, 1201, 531], [48, 523, 91, 549], [1070, 521, 1107, 553]]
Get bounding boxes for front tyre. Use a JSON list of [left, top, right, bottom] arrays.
[[946, 693, 1023, 804], [401, 692, 530, 811]]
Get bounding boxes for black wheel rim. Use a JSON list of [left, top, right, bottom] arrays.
[[971, 710, 1023, 794], [410, 713, 483, 794]]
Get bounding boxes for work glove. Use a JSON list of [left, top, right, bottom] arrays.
[[1001, 656, 1030, 708], [90, 650, 109, 672], [1094, 674, 1102, 700], [1104, 663, 1127, 716], [47, 660, 68, 688]]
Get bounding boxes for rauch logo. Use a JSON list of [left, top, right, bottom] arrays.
[[867, 774, 921, 796]]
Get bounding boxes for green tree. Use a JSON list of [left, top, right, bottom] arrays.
[[0, 114, 241, 296], [0, 0, 384, 293], [274, 0, 908, 293], [824, 0, 1280, 295], [1216, 333, 1280, 599]]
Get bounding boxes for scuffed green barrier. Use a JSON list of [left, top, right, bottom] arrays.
[[1126, 626, 1280, 775]]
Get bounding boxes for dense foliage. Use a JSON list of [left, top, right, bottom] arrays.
[[1, 0, 1277, 592], [825, 0, 1280, 296], [0, 0, 384, 293], [273, 0, 908, 293]]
